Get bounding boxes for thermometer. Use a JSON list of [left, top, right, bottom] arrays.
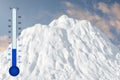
[[9, 8, 20, 77]]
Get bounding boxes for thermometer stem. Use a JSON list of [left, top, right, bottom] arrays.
[[12, 8, 17, 66]]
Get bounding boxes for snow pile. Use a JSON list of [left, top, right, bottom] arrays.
[[0, 15, 120, 80]]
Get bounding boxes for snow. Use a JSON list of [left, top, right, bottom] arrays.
[[0, 15, 120, 80]]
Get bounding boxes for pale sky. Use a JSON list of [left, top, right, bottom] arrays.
[[0, 0, 120, 48]]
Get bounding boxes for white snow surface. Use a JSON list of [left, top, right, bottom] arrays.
[[0, 15, 120, 80]]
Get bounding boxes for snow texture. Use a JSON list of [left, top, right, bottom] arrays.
[[0, 15, 120, 80]]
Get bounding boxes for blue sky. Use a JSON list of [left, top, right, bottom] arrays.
[[0, 0, 64, 36], [0, 0, 120, 48]]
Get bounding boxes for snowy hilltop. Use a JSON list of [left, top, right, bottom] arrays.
[[0, 15, 120, 80]]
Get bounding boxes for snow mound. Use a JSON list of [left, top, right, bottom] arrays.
[[0, 15, 120, 80]]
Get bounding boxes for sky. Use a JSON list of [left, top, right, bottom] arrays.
[[0, 0, 120, 49]]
